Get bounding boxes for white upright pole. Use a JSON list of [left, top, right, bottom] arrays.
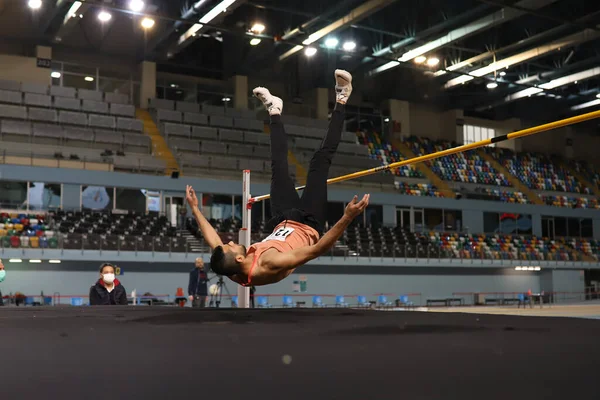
[[238, 170, 251, 308]]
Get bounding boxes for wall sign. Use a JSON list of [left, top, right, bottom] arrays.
[[36, 58, 52, 69]]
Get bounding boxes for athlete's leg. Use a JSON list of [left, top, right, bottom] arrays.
[[253, 87, 301, 215], [301, 70, 352, 225]]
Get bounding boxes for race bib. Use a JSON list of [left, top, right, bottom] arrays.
[[262, 227, 295, 242]]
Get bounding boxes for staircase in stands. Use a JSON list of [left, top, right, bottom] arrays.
[[392, 138, 456, 198], [136, 109, 180, 176]]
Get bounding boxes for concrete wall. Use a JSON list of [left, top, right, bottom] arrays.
[[0, 262, 541, 306], [0, 54, 51, 85]]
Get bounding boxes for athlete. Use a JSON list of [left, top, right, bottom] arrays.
[[186, 69, 369, 286]]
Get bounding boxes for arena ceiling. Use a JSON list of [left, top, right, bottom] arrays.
[[3, 0, 600, 124]]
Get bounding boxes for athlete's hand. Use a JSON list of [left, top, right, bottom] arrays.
[[186, 185, 199, 209], [344, 194, 370, 219]]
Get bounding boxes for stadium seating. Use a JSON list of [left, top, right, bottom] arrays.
[[0, 80, 159, 173], [356, 131, 423, 179], [539, 194, 600, 209], [394, 181, 444, 197], [489, 148, 590, 193], [473, 188, 530, 204], [0, 210, 190, 252], [405, 136, 511, 186], [571, 160, 600, 190]]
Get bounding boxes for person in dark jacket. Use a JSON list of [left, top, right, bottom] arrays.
[[188, 258, 208, 308], [89, 263, 128, 305]]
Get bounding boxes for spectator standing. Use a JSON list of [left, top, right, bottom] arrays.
[[188, 258, 208, 308]]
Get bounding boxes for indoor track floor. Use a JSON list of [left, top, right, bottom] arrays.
[[1, 307, 599, 400]]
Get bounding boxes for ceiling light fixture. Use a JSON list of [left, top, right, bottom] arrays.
[[49, 260, 62, 264], [384, 118, 390, 123], [342, 41, 356, 51], [9, 259, 22, 263], [426, 57, 440, 67], [141, 17, 155, 29], [222, 97, 231, 102], [98, 10, 112, 22], [487, 82, 498, 89], [249, 38, 261, 46], [414, 56, 427, 64], [29, 259, 42, 263], [324, 38, 339, 48], [250, 23, 265, 34], [129, 0, 145, 12], [305, 47, 317, 57], [85, 76, 94, 82], [28, 0, 42, 10], [499, 71, 506, 77], [51, 71, 61, 79]]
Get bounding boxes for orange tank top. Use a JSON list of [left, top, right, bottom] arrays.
[[243, 220, 320, 285]]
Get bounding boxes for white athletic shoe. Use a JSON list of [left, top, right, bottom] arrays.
[[335, 69, 353, 104], [253, 87, 283, 116]]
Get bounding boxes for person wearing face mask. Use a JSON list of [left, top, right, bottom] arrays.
[[0, 260, 5, 306], [89, 263, 128, 305]]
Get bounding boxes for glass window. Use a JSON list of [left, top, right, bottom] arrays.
[[203, 194, 233, 220], [0, 181, 28, 210], [554, 217, 567, 237], [28, 182, 61, 211], [464, 124, 495, 146], [516, 214, 532, 235], [326, 202, 344, 229], [365, 205, 383, 228], [115, 188, 146, 213], [82, 186, 114, 211], [581, 219, 593, 238], [483, 212, 500, 233], [233, 195, 243, 222], [444, 210, 463, 232], [567, 218, 580, 238], [424, 208, 443, 231]]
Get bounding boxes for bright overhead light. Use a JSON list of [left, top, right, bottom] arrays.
[[534, 266, 541, 271], [65, 1, 82, 21], [597, 94, 600, 99], [305, 47, 317, 57], [324, 38, 339, 48], [170, 84, 178, 88], [251, 23, 265, 34], [499, 71, 506, 77], [29, 259, 42, 263], [222, 97, 231, 102], [28, 0, 42, 9], [426, 57, 440, 67], [249, 38, 261, 46], [9, 259, 22, 263], [384, 118, 390, 123], [49, 260, 61, 264], [141, 17, 155, 29], [414, 56, 427, 64], [515, 266, 522, 271], [487, 82, 498, 89], [200, 0, 237, 24], [98, 10, 112, 22], [342, 41, 356, 51], [129, 0, 145, 12], [51, 71, 61, 79], [85, 76, 94, 82]]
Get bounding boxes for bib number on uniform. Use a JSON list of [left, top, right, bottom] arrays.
[[262, 227, 295, 242]]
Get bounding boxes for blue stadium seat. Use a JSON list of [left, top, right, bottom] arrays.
[[357, 295, 370, 308], [335, 295, 349, 307], [256, 296, 272, 308], [231, 296, 238, 307], [378, 295, 393, 308], [282, 295, 294, 307], [312, 296, 325, 308]]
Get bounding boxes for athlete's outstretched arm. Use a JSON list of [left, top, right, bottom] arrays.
[[266, 194, 370, 269], [186, 185, 223, 250]]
